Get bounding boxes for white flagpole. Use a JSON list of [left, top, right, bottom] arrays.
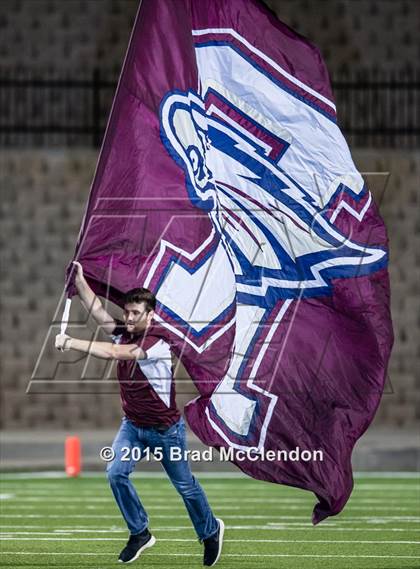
[[60, 297, 72, 336]]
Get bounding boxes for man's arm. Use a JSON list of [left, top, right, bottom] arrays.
[[72, 261, 117, 335], [55, 334, 147, 360]]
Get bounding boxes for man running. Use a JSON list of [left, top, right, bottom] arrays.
[[55, 261, 224, 565]]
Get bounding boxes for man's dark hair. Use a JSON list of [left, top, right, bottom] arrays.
[[123, 288, 156, 312]]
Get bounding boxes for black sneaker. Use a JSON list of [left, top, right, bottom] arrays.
[[203, 518, 224, 566], [118, 528, 156, 563]]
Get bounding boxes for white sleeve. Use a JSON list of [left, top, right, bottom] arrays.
[[144, 339, 171, 362]]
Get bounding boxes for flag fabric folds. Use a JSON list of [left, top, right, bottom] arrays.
[[65, 0, 393, 524]]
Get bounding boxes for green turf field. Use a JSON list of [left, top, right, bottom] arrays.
[[0, 473, 419, 568]]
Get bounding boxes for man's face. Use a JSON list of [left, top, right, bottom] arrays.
[[123, 301, 154, 334]]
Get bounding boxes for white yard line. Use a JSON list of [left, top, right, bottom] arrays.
[[1, 488, 418, 497], [0, 502, 417, 509], [2, 513, 420, 522], [0, 483, 413, 505], [0, 483, 418, 488], [1, 533, 419, 544], [2, 471, 416, 478], [0, 551, 419, 559], [1, 524, 420, 532], [1, 477, 419, 485], [0, 497, 418, 506], [1, 484, 418, 492], [353, 473, 420, 478], [349, 486, 419, 491]]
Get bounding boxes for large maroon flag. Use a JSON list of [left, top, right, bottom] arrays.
[[65, 0, 393, 524]]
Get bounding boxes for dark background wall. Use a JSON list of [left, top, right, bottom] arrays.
[[1, 0, 417, 73]]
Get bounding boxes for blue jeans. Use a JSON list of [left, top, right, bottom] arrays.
[[106, 415, 219, 542]]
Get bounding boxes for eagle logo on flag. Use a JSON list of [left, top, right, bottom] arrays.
[[160, 89, 387, 308]]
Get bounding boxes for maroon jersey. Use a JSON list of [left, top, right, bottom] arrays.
[[110, 320, 180, 428]]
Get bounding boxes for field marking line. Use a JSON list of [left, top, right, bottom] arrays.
[[3, 513, 419, 522], [0, 552, 419, 559], [2, 503, 418, 513], [1, 525, 420, 532], [1, 500, 418, 508], [1, 487, 418, 495], [1, 534, 419, 544], [0, 491, 417, 503], [1, 471, 419, 483]]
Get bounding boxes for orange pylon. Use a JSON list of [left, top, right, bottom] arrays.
[[65, 436, 81, 477]]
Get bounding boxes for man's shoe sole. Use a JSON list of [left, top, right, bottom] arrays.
[[118, 535, 156, 563], [207, 518, 225, 567]]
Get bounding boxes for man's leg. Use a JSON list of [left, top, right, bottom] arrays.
[[153, 417, 220, 541], [106, 417, 148, 534]]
